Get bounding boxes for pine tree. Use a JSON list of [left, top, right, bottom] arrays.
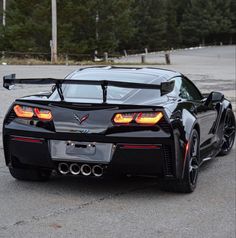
[[181, 0, 234, 46], [133, 0, 167, 51], [2, 0, 51, 52], [57, 0, 98, 54], [96, 0, 135, 53], [165, 0, 181, 49], [229, 0, 236, 44], [0, 0, 235, 54], [57, 0, 135, 54]]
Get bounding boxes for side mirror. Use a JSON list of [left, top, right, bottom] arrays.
[[205, 91, 224, 106]]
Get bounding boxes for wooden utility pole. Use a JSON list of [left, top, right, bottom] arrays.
[[51, 0, 57, 63], [3, 0, 6, 26], [95, 11, 99, 41]]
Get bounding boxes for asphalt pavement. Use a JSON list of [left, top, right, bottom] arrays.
[[0, 46, 235, 238]]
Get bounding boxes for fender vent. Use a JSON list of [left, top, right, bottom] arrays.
[[5, 110, 16, 124], [162, 145, 173, 176]]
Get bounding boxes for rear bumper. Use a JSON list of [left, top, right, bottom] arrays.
[[4, 134, 175, 177], [3, 112, 186, 178]]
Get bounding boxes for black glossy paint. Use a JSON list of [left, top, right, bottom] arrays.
[[2, 67, 234, 179]]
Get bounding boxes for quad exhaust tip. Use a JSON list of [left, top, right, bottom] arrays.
[[92, 165, 103, 177], [69, 163, 81, 175], [81, 164, 92, 176], [58, 163, 104, 177], [58, 163, 70, 175]]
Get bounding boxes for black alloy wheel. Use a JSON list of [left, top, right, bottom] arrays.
[[220, 108, 236, 155], [188, 131, 199, 188]]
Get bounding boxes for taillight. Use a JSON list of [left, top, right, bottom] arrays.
[[113, 111, 163, 125], [34, 108, 53, 121], [13, 105, 53, 121], [13, 105, 34, 119], [135, 112, 163, 125], [113, 113, 135, 124]]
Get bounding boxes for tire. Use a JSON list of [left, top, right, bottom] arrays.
[[9, 167, 51, 181], [219, 108, 235, 156], [161, 129, 200, 193]]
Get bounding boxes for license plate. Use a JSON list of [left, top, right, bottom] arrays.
[[66, 142, 96, 156], [50, 140, 114, 163]]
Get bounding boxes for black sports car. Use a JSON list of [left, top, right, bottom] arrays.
[[2, 67, 235, 193]]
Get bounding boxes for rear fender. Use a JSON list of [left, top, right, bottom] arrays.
[[172, 108, 198, 179], [2, 103, 16, 165]]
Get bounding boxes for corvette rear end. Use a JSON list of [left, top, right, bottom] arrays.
[[3, 100, 175, 178]]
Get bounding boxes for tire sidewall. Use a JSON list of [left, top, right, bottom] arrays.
[[184, 129, 200, 192], [220, 108, 236, 156]]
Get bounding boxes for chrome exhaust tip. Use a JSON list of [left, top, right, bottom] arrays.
[[81, 164, 92, 176], [58, 163, 69, 175], [69, 163, 81, 175], [92, 165, 103, 177]]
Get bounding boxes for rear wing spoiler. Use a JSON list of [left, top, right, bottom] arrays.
[[3, 74, 174, 103]]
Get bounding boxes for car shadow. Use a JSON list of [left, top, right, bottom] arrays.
[[12, 174, 183, 198]]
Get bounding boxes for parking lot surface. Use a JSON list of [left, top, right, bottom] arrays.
[[0, 46, 235, 238]]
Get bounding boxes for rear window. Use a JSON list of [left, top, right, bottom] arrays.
[[63, 85, 134, 100], [62, 71, 162, 101]]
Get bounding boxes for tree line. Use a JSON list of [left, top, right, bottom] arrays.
[[0, 0, 235, 56]]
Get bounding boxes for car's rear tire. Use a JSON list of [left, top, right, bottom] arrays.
[[9, 167, 51, 181], [161, 129, 200, 193], [219, 108, 235, 156]]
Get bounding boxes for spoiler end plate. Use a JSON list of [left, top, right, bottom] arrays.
[[3, 74, 16, 90]]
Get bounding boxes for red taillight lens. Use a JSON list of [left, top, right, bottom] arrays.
[[13, 105, 34, 119], [34, 108, 53, 121], [135, 112, 163, 125], [11, 136, 43, 143], [13, 105, 53, 121], [121, 144, 161, 149], [113, 111, 163, 125], [113, 113, 135, 124]]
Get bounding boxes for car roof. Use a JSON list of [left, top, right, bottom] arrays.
[[68, 66, 181, 84]]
